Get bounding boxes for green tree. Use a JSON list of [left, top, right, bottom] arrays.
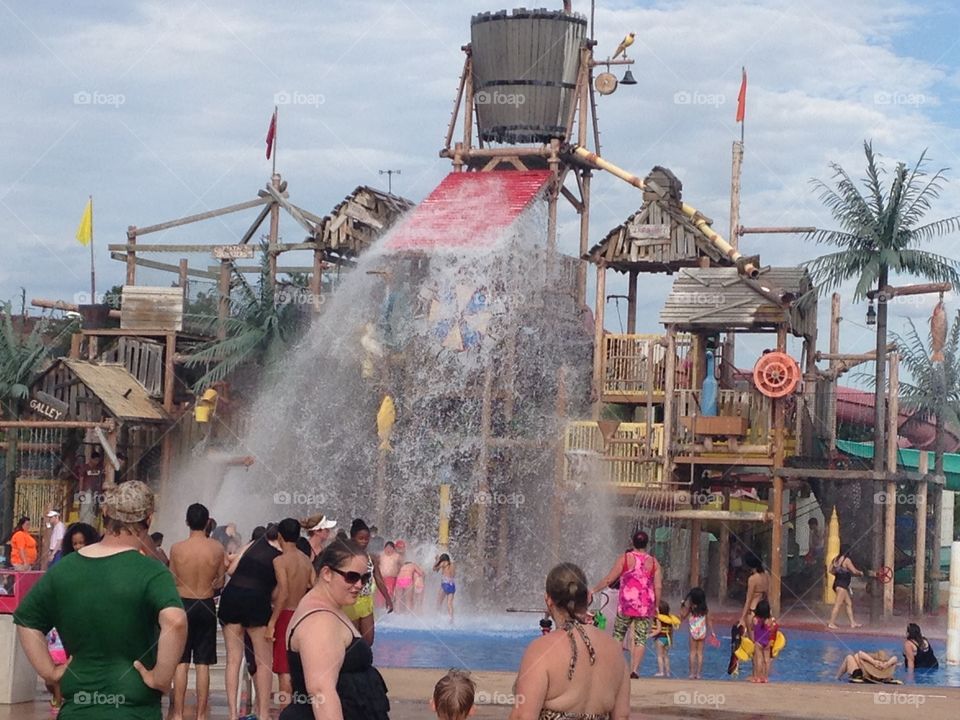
[[805, 141, 960, 615], [0, 303, 55, 538], [893, 309, 960, 610], [184, 247, 309, 392]]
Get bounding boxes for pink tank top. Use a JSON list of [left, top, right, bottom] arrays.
[[618, 550, 656, 618]]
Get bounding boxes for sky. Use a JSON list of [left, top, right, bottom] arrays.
[[3, 0, 960, 363]]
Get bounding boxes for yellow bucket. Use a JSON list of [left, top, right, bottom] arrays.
[[194, 404, 213, 423]]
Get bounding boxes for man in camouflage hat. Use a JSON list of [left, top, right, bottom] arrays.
[[15, 481, 187, 719]]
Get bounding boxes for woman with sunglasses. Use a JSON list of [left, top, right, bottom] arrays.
[[280, 539, 390, 720]]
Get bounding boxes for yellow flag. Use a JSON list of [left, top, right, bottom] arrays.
[[75, 198, 92, 246]]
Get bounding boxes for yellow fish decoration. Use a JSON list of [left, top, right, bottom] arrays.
[[377, 395, 396, 451]]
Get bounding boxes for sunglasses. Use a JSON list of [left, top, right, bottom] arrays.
[[329, 567, 372, 586]]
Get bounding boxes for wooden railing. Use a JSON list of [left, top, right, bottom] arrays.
[[601, 333, 695, 401], [564, 421, 664, 487], [673, 389, 770, 445]]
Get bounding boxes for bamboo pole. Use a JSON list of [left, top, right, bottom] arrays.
[[884, 351, 899, 618], [915, 451, 928, 613]]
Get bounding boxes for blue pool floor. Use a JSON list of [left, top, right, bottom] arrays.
[[373, 618, 959, 687]]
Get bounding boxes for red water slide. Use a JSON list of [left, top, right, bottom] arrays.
[[835, 386, 960, 452]]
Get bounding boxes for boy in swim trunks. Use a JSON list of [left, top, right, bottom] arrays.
[[169, 503, 225, 720], [434, 553, 456, 622], [395, 551, 424, 613]]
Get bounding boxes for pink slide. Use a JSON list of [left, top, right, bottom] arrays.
[[835, 386, 960, 452]]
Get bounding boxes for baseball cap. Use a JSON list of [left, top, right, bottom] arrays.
[[395, 539, 406, 550], [102, 481, 154, 523], [46, 510, 60, 517], [309, 516, 337, 532]]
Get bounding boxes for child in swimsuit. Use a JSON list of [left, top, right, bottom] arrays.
[[650, 601, 677, 677], [395, 560, 424, 612], [749, 599, 777, 683], [434, 553, 456, 622], [680, 587, 716, 679]]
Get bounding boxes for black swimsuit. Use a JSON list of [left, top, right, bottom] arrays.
[[905, 639, 939, 669], [832, 557, 852, 593], [279, 609, 390, 720]]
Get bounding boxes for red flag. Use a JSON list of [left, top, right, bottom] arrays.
[[265, 109, 277, 159], [736, 68, 747, 123]]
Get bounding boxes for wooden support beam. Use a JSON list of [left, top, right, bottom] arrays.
[[718, 523, 730, 601], [592, 263, 606, 418], [206, 265, 319, 275], [867, 282, 952, 300], [0, 420, 112, 429], [264, 182, 319, 236], [126, 228, 137, 284], [738, 226, 816, 235], [239, 203, 273, 246], [662, 510, 770, 522], [689, 519, 701, 589], [178, 259, 188, 301], [884, 351, 898, 618], [110, 252, 218, 280], [777, 467, 942, 483], [915, 451, 928, 613], [218, 260, 231, 340], [627, 269, 638, 333], [134, 198, 269, 236], [110, 242, 322, 254]]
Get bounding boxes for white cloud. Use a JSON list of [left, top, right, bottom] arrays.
[[2, 0, 960, 367]]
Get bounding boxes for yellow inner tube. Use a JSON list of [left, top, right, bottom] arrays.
[[735, 631, 786, 661]]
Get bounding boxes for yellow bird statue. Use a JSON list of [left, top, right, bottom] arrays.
[[612, 32, 635, 60], [377, 395, 396, 451], [930, 298, 947, 362]]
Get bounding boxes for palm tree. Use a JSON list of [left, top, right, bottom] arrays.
[[894, 309, 960, 611], [806, 141, 960, 615], [0, 302, 55, 538], [184, 247, 309, 393]]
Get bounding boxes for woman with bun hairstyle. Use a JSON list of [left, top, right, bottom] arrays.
[[510, 563, 629, 720]]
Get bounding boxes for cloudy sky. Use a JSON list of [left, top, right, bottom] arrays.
[[3, 0, 960, 359]]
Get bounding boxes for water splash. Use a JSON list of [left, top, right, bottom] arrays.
[[161, 188, 616, 610]]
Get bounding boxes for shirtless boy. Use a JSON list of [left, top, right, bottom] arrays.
[[168, 503, 225, 720], [269, 517, 316, 707]]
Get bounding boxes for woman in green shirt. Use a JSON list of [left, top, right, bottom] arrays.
[[14, 481, 187, 719]]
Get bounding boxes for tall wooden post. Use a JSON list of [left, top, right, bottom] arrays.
[[160, 332, 177, 511], [546, 140, 560, 255], [268, 174, 281, 288], [126, 227, 138, 285], [718, 522, 730, 602], [462, 57, 474, 151], [551, 367, 569, 559], [577, 171, 591, 307], [438, 484, 450, 552], [915, 451, 929, 613], [311, 247, 324, 314], [827, 293, 841, 451], [592, 263, 606, 418], [770, 326, 787, 616], [883, 351, 898, 617], [662, 328, 677, 482], [217, 260, 231, 340], [178, 258, 189, 302], [627, 270, 638, 333], [726, 141, 743, 371], [475, 366, 494, 573], [689, 519, 701, 589]]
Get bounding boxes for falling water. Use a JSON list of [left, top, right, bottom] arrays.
[[160, 189, 618, 612]]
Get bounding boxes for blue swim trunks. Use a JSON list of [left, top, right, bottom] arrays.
[[441, 581, 456, 595]]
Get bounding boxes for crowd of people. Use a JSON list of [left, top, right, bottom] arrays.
[[3, 493, 946, 720], [6, 482, 461, 720]]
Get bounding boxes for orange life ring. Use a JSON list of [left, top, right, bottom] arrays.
[[753, 352, 800, 398]]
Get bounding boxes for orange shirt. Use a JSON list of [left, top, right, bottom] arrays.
[[10, 529, 38, 567]]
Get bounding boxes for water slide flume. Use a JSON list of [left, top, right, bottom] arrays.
[[567, 145, 761, 279]]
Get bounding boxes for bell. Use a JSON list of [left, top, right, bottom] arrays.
[[621, 69, 638, 85]]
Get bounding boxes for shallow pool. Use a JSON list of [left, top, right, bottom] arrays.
[[373, 616, 959, 687]]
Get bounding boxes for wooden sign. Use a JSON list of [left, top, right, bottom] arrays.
[[630, 224, 671, 240], [29, 391, 68, 421], [212, 245, 255, 260]]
